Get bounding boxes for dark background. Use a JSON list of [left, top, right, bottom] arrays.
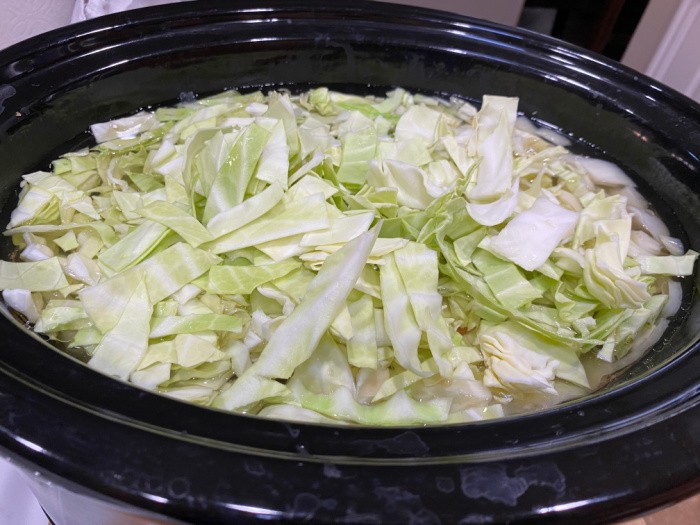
[[518, 0, 650, 60]]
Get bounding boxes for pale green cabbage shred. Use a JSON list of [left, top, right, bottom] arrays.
[[1, 87, 697, 425]]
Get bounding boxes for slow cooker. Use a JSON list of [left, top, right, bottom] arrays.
[[0, 1, 698, 523]]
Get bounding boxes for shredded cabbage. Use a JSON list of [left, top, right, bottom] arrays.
[[1, 87, 696, 425]]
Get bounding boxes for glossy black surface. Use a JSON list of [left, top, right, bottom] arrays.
[[0, 1, 698, 523]]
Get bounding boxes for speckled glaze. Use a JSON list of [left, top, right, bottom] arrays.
[[0, 1, 698, 524]]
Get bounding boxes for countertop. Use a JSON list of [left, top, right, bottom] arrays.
[[619, 495, 700, 525]]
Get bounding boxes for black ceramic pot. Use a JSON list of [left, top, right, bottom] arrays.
[[0, 1, 698, 524]]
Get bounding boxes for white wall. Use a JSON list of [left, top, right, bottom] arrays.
[[0, 0, 75, 50], [623, 0, 700, 102]]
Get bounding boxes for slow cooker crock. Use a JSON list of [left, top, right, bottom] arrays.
[[0, 1, 698, 523]]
